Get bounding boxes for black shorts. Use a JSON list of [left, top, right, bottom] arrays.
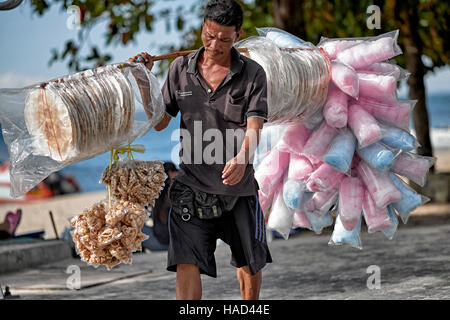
[[166, 182, 272, 278]]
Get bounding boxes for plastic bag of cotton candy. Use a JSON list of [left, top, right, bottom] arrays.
[[235, 27, 331, 123], [0, 62, 165, 197]]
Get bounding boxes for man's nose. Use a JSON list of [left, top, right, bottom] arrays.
[[209, 39, 220, 50]]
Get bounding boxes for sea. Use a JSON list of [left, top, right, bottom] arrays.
[[0, 93, 449, 193]]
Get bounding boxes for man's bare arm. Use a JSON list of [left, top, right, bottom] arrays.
[[154, 113, 172, 131], [222, 117, 264, 185]]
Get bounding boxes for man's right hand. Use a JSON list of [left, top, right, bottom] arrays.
[[128, 52, 154, 71]]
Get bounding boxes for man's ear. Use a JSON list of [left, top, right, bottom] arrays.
[[235, 28, 243, 42]]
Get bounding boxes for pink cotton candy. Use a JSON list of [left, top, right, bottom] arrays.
[[293, 210, 312, 229], [287, 154, 314, 181], [255, 149, 290, 198], [358, 73, 397, 101], [276, 121, 309, 155], [362, 190, 392, 233], [338, 177, 364, 231], [391, 152, 436, 187], [348, 104, 382, 147], [356, 160, 402, 208], [318, 39, 363, 60], [302, 121, 338, 165], [357, 97, 413, 130], [324, 86, 349, 128], [357, 62, 407, 80], [306, 163, 345, 192], [336, 37, 396, 69], [302, 189, 338, 217], [259, 190, 275, 215], [331, 61, 359, 98]]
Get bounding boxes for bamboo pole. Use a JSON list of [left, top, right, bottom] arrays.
[[152, 47, 250, 61]]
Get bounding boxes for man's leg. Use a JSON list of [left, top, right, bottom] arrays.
[[236, 266, 262, 300], [176, 264, 202, 300]]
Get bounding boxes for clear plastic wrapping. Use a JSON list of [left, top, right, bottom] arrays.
[[322, 128, 357, 173], [356, 160, 402, 208], [256, 27, 315, 49], [390, 151, 436, 187], [305, 211, 334, 235], [282, 179, 309, 210], [357, 61, 410, 81], [287, 154, 314, 181], [323, 85, 349, 128], [357, 72, 397, 102], [275, 120, 309, 155], [379, 123, 419, 151], [329, 215, 362, 250], [0, 62, 165, 197], [348, 104, 382, 147], [338, 176, 364, 231], [306, 162, 345, 192], [302, 120, 338, 165], [356, 142, 399, 172], [357, 97, 416, 131], [335, 30, 402, 69], [254, 149, 290, 198], [267, 188, 295, 240], [302, 189, 338, 217], [389, 173, 430, 223], [362, 190, 393, 233], [331, 61, 359, 99], [235, 36, 331, 123], [381, 205, 399, 240]]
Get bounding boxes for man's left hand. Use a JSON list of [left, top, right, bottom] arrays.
[[222, 152, 247, 186]]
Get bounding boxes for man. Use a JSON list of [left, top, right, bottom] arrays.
[[129, 0, 271, 300]]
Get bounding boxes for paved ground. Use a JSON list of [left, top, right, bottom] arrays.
[[1, 222, 449, 300]]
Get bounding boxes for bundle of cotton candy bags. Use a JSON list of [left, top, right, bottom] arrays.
[[253, 28, 435, 250]]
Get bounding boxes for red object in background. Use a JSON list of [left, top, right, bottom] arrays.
[[0, 161, 53, 204]]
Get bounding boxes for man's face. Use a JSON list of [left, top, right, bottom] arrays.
[[201, 19, 242, 60]]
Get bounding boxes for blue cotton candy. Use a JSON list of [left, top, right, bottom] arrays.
[[329, 215, 362, 249], [323, 129, 357, 173], [283, 180, 307, 210], [381, 205, 398, 240], [305, 212, 334, 234], [357, 142, 394, 171], [389, 173, 424, 224], [381, 126, 417, 151]]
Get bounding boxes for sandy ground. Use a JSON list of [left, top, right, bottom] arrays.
[[434, 149, 450, 173], [0, 150, 449, 240]]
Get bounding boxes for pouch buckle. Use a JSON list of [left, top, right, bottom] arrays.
[[181, 207, 191, 221]]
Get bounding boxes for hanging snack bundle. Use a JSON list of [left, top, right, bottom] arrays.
[[0, 62, 165, 198]]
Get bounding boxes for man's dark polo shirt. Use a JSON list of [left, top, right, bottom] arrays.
[[162, 46, 268, 196]]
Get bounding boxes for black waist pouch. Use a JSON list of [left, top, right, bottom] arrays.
[[169, 179, 239, 220]]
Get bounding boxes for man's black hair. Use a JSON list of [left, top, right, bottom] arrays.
[[203, 0, 243, 31]]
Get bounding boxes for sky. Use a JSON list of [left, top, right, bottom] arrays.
[[0, 1, 449, 96]]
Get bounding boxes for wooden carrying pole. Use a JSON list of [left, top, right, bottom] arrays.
[[152, 47, 249, 61]]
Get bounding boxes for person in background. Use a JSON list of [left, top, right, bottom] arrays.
[[0, 209, 22, 240], [141, 162, 178, 251]]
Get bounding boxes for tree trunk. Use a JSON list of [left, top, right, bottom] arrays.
[[272, 0, 306, 39], [398, 0, 434, 169]]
